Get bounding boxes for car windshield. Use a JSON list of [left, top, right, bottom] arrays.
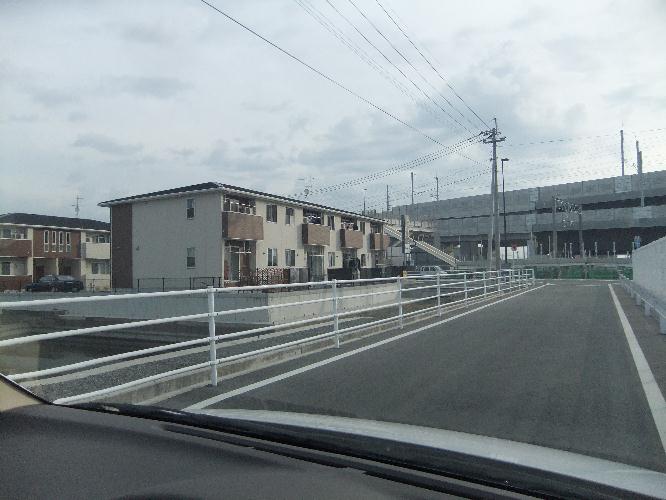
[[2, 0, 666, 490]]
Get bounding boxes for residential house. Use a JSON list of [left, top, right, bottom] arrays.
[[0, 213, 111, 291], [99, 182, 390, 287]]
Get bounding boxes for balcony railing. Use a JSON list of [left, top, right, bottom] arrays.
[[340, 228, 364, 249], [0, 239, 32, 258], [223, 211, 264, 240], [81, 242, 110, 260], [302, 223, 331, 246]]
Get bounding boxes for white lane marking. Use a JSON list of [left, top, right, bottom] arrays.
[[184, 284, 547, 411], [608, 284, 666, 455]]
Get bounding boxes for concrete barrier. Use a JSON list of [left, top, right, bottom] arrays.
[[633, 236, 666, 305]]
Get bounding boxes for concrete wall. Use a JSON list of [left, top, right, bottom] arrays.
[[1, 282, 399, 326], [132, 192, 223, 280], [632, 235, 666, 304]]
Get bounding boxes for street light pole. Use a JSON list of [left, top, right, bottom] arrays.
[[501, 158, 509, 264]]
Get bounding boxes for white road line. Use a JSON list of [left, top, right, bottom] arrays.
[[608, 284, 666, 455], [184, 284, 547, 411]]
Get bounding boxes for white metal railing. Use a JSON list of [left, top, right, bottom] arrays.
[[0, 269, 535, 403], [383, 224, 458, 266], [618, 274, 666, 334]]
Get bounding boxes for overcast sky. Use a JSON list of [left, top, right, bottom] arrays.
[[1, 0, 665, 221]]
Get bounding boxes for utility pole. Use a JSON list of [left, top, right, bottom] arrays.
[[410, 171, 414, 205], [551, 196, 558, 258], [386, 185, 390, 213], [578, 208, 584, 258], [501, 158, 509, 263], [487, 158, 495, 269], [620, 129, 625, 176], [483, 118, 505, 271], [636, 140, 645, 207], [435, 175, 439, 201], [72, 195, 83, 217], [362, 188, 367, 216]]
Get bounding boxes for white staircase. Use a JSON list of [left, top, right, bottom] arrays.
[[384, 225, 458, 267]]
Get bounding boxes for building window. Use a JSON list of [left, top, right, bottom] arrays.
[[285, 207, 294, 225], [223, 196, 256, 214], [370, 223, 381, 234], [44, 231, 49, 252], [186, 247, 196, 268], [328, 252, 336, 267], [58, 231, 64, 252], [327, 215, 335, 230], [359, 222, 366, 233], [267, 248, 278, 266], [341, 217, 355, 230], [0, 262, 10, 275], [266, 204, 278, 223], [186, 198, 195, 219], [303, 209, 323, 225], [1, 227, 26, 239], [51, 231, 57, 252], [65, 232, 71, 253], [91, 262, 108, 274], [285, 249, 295, 267], [361, 254, 366, 267]]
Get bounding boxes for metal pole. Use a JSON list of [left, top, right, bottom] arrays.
[[497, 270, 501, 294], [435, 175, 439, 201], [207, 287, 218, 387], [332, 279, 340, 348], [398, 276, 403, 328], [578, 209, 584, 258], [436, 272, 441, 316], [483, 271, 487, 296], [620, 129, 625, 176], [464, 272, 468, 301], [501, 158, 508, 263], [411, 171, 414, 205], [552, 197, 558, 258]]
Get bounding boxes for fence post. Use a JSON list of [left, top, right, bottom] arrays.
[[483, 271, 487, 296], [463, 272, 468, 301], [398, 276, 403, 328], [332, 279, 340, 348], [136, 278, 140, 293], [437, 272, 441, 316], [497, 271, 501, 294], [162, 277, 165, 292], [207, 287, 218, 387]]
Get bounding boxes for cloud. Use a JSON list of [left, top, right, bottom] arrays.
[[67, 111, 88, 122], [103, 76, 191, 99], [170, 147, 195, 158], [7, 113, 39, 123], [72, 133, 143, 155], [242, 100, 293, 113], [121, 24, 173, 44], [26, 86, 78, 107]]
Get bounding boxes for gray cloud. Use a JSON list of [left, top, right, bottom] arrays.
[[242, 100, 293, 113], [170, 148, 195, 158], [103, 75, 191, 99], [26, 86, 78, 107], [67, 111, 88, 122], [121, 24, 173, 44], [72, 133, 143, 155]]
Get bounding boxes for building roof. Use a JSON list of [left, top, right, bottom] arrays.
[[0, 213, 110, 231], [98, 182, 385, 222]]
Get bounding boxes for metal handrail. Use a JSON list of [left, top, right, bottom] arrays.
[[1, 269, 536, 402]]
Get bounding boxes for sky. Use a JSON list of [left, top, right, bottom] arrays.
[[1, 0, 665, 221]]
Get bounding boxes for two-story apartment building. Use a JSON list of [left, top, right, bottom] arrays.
[[99, 182, 390, 287], [0, 213, 111, 291]]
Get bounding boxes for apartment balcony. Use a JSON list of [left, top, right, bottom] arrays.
[[340, 229, 364, 249], [0, 239, 32, 257], [302, 223, 331, 246], [223, 211, 264, 240], [369, 233, 390, 251], [81, 242, 110, 260]]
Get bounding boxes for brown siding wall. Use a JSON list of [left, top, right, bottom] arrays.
[[32, 229, 81, 258], [340, 229, 364, 249], [223, 212, 264, 240], [111, 204, 133, 288], [0, 275, 32, 291], [0, 239, 32, 257], [369, 233, 390, 250], [302, 223, 331, 246]]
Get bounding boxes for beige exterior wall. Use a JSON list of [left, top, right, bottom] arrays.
[[131, 192, 223, 280]]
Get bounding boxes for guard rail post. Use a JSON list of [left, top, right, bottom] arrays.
[[464, 272, 468, 301], [207, 287, 218, 387], [332, 279, 340, 348], [497, 270, 502, 294], [398, 276, 404, 328], [483, 271, 487, 296], [436, 272, 442, 316]]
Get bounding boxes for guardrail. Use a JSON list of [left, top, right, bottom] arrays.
[[0, 269, 535, 404], [618, 274, 666, 334]]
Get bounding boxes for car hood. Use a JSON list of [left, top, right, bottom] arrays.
[[198, 409, 666, 498]]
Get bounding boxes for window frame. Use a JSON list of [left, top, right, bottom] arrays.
[[186, 198, 195, 219], [58, 231, 64, 252], [328, 251, 336, 267], [361, 254, 367, 267], [359, 221, 366, 234], [266, 204, 278, 223], [267, 247, 278, 267], [44, 231, 49, 252], [186, 247, 196, 268], [0, 261, 10, 276], [65, 232, 71, 253], [51, 231, 57, 252], [284, 249, 295, 267], [285, 207, 294, 225]]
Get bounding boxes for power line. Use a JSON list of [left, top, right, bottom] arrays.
[[323, 0, 469, 135], [347, 0, 481, 133], [374, 0, 489, 130], [198, 0, 457, 149]]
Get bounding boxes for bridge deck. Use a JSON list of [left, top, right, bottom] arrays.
[[165, 282, 666, 471]]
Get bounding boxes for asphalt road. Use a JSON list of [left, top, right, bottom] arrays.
[[169, 282, 666, 472]]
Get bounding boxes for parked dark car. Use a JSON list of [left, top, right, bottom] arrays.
[[25, 275, 84, 292]]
